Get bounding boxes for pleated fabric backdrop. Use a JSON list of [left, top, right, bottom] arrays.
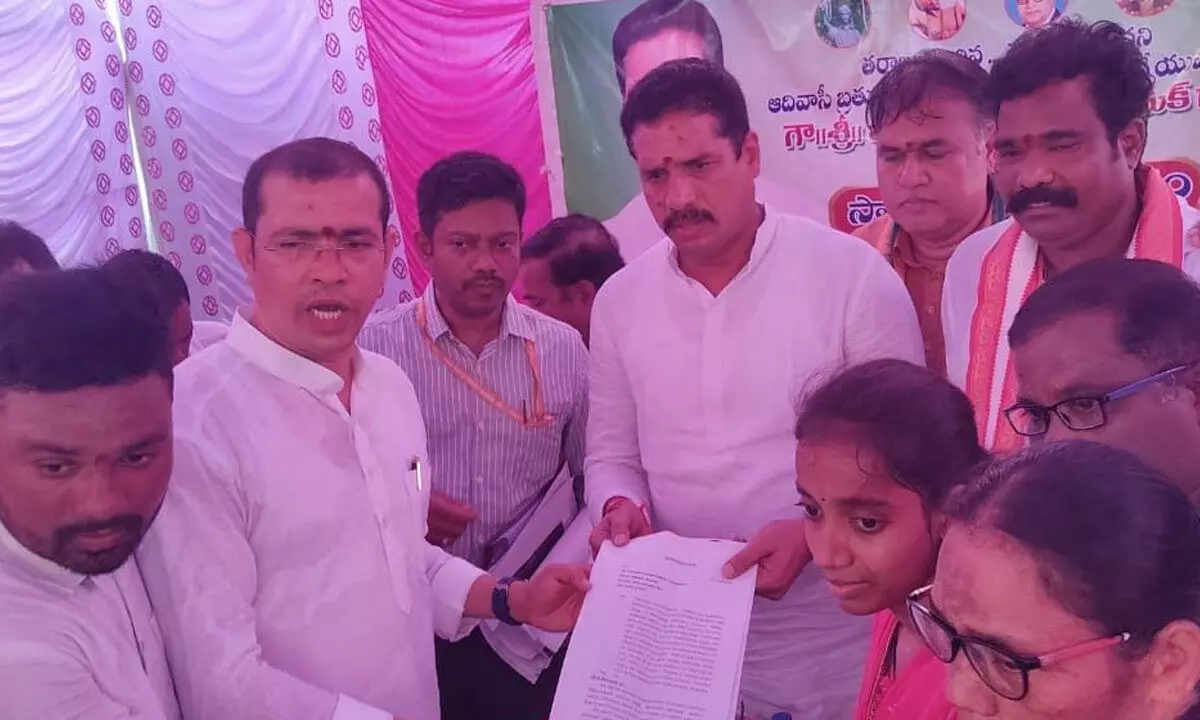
[[0, 0, 553, 315]]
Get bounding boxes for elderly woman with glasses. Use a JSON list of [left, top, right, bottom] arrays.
[[909, 441, 1200, 720]]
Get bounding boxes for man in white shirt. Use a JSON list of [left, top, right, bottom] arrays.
[[942, 19, 1200, 452], [605, 0, 820, 260], [0, 269, 180, 720], [136, 137, 590, 720], [586, 58, 925, 719]]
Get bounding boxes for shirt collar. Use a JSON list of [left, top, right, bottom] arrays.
[[0, 518, 87, 590], [666, 203, 780, 283], [226, 312, 351, 397], [420, 281, 534, 343]]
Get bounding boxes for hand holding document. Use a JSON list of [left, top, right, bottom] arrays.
[[550, 532, 757, 720]]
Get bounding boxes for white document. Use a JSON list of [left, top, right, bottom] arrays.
[[550, 532, 757, 720]]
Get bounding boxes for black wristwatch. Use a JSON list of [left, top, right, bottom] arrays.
[[492, 576, 522, 626]]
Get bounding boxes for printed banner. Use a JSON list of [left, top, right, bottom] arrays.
[[542, 0, 1199, 255]]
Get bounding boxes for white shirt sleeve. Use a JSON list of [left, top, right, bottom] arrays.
[[844, 249, 926, 367], [138, 435, 392, 720], [0, 644, 165, 720], [423, 544, 486, 641], [583, 290, 652, 524]]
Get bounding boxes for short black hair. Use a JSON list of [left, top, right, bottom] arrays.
[[416, 151, 526, 239], [796, 359, 988, 511], [866, 49, 994, 136], [988, 19, 1153, 144], [948, 441, 1200, 656], [104, 249, 190, 311], [612, 0, 724, 95], [242, 137, 391, 233], [620, 57, 749, 157], [0, 268, 172, 394], [522, 214, 626, 291], [1009, 258, 1200, 371], [0, 221, 58, 275]]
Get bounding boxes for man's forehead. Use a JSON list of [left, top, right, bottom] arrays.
[[1014, 312, 1150, 394]]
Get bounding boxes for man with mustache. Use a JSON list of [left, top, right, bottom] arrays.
[[137, 138, 591, 720], [604, 0, 822, 261], [358, 151, 588, 720], [942, 19, 1200, 452], [587, 58, 924, 718], [0, 269, 180, 719], [1014, 0, 1060, 28], [856, 50, 1002, 377]]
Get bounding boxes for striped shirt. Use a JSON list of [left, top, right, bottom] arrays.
[[359, 282, 588, 567]]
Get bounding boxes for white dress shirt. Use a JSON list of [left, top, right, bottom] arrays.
[[943, 199, 1200, 394], [0, 522, 180, 720], [605, 178, 824, 261], [586, 207, 925, 718], [137, 314, 486, 720], [188, 319, 228, 355]]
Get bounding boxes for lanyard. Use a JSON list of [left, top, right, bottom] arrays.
[[416, 300, 553, 428]]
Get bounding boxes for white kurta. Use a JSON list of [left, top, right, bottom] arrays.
[[943, 197, 1200, 396], [585, 207, 925, 718], [0, 523, 180, 720], [138, 314, 485, 720]]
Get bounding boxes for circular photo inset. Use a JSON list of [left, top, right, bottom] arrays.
[[1005, 0, 1067, 29], [909, 0, 967, 41], [1115, 0, 1175, 16], [815, 0, 871, 49]]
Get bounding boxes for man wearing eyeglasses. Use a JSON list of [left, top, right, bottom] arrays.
[[136, 138, 591, 720], [941, 20, 1200, 452], [1003, 257, 1200, 504]]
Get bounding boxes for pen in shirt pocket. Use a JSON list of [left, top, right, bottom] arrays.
[[409, 456, 423, 492]]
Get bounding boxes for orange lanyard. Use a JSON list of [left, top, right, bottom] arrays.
[[416, 300, 553, 428]]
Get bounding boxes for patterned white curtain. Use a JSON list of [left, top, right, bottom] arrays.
[[0, 0, 143, 265], [122, 0, 411, 320]]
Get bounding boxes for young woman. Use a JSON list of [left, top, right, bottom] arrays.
[[794, 359, 987, 720], [914, 441, 1200, 720]]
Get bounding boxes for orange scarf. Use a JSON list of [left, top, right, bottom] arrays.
[[965, 167, 1185, 451]]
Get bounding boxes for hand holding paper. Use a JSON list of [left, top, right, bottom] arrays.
[[510, 563, 592, 632], [588, 496, 651, 555], [722, 517, 811, 600], [550, 532, 757, 720]]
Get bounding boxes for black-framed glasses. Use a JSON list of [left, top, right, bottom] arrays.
[[1003, 363, 1194, 437], [907, 585, 1131, 701]]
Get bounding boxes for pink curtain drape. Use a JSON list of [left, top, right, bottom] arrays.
[[362, 0, 551, 296]]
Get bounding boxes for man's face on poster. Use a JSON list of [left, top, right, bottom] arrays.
[[622, 29, 709, 99], [837, 3, 854, 25], [1018, 0, 1056, 27]]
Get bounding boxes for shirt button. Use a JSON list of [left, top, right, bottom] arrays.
[[474, 475, 483, 484], [476, 419, 484, 430]]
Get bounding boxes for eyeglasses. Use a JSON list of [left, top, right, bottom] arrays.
[[254, 232, 384, 266], [907, 585, 1131, 701], [1003, 363, 1194, 437]]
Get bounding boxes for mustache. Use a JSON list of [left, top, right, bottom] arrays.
[[1008, 185, 1079, 214], [55, 515, 144, 546], [664, 208, 715, 232], [463, 275, 504, 290]]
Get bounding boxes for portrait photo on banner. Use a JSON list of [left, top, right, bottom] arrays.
[[539, 0, 1200, 260]]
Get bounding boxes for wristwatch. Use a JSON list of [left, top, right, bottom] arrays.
[[492, 576, 522, 626]]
